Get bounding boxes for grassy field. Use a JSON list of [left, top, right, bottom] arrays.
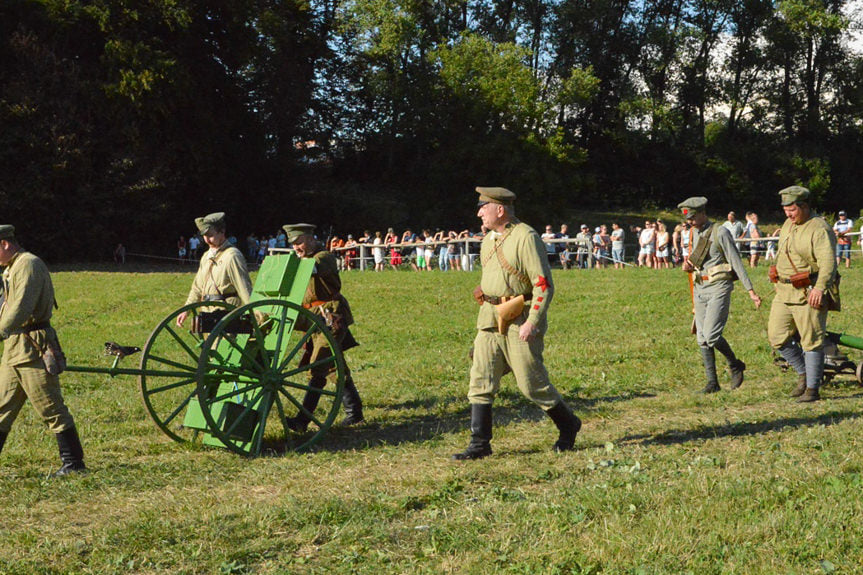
[[3, 262, 863, 574]]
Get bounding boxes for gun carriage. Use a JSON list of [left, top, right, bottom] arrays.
[[64, 253, 346, 457]]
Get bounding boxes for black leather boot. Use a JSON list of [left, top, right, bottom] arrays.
[[699, 346, 721, 393], [452, 404, 492, 460], [54, 426, 86, 476], [729, 359, 746, 389], [0, 430, 7, 456], [286, 375, 327, 433], [340, 376, 365, 426], [546, 401, 581, 452]]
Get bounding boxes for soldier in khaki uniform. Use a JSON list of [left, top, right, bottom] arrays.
[[678, 197, 762, 393], [282, 224, 364, 429], [0, 225, 86, 475], [767, 186, 839, 402], [176, 212, 254, 328], [452, 187, 581, 460]]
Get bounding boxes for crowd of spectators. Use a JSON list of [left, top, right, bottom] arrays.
[[326, 228, 483, 271], [170, 208, 863, 270]]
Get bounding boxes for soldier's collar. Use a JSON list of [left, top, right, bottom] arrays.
[[698, 220, 712, 232], [4, 249, 23, 269]]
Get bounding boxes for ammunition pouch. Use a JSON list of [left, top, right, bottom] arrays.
[[768, 265, 779, 283], [703, 263, 737, 283], [688, 235, 711, 270], [789, 272, 814, 289]]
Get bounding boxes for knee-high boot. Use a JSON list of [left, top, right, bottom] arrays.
[[54, 426, 86, 476], [699, 346, 720, 393], [0, 430, 7, 456], [340, 376, 365, 426], [714, 337, 745, 389], [451, 404, 492, 460], [286, 375, 327, 432], [546, 401, 581, 452]]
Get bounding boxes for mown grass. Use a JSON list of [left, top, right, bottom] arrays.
[[2, 262, 863, 574]]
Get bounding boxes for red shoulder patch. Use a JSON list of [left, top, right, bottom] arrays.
[[535, 275, 549, 292]]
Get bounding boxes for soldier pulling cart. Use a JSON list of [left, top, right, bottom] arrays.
[[65, 252, 347, 456]]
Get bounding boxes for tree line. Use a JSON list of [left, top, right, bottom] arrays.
[[1, 0, 861, 260]]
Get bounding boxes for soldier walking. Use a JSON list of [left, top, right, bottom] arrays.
[[678, 197, 762, 393], [767, 186, 839, 402], [282, 224, 364, 430], [453, 187, 581, 460], [176, 212, 254, 328], [0, 225, 86, 475]]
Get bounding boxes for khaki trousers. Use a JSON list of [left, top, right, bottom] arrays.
[[767, 299, 828, 352], [0, 360, 75, 434], [468, 327, 562, 409]]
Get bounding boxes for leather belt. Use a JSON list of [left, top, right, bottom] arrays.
[[203, 293, 236, 302], [482, 294, 532, 305], [7, 321, 50, 335], [778, 273, 817, 284]]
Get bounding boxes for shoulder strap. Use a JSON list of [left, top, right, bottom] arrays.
[[495, 247, 531, 285]]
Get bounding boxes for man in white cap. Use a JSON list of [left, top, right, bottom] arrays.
[[833, 210, 853, 269]]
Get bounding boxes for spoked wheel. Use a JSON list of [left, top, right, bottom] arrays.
[[195, 299, 346, 456], [139, 301, 232, 444]]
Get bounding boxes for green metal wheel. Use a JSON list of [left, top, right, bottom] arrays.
[[138, 301, 232, 444], [195, 299, 346, 456]]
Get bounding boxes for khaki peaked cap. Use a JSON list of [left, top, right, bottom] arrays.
[[195, 212, 226, 234], [778, 186, 810, 206], [282, 223, 316, 244], [476, 187, 516, 206]]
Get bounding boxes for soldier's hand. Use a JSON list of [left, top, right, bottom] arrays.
[[176, 311, 189, 327], [808, 288, 824, 309], [519, 320, 538, 342], [472, 285, 484, 305], [749, 290, 762, 309], [681, 260, 694, 272]]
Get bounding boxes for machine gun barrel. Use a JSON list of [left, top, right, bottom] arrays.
[[837, 332, 863, 350]]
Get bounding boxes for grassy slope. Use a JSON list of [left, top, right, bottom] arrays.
[[1, 263, 862, 574]]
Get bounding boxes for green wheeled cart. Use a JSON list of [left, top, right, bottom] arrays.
[[66, 253, 346, 456]]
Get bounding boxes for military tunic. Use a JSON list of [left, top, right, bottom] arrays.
[[767, 215, 837, 351], [0, 251, 74, 433], [300, 249, 356, 376], [184, 243, 253, 308], [689, 221, 754, 348], [469, 220, 562, 408]]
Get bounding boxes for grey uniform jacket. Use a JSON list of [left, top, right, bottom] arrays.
[[691, 221, 754, 292]]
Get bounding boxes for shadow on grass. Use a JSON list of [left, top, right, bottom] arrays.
[[299, 390, 654, 454], [620, 409, 863, 447]]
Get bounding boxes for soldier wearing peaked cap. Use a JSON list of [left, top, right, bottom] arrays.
[[452, 187, 581, 460], [767, 186, 839, 403], [176, 212, 254, 328], [678, 197, 762, 394], [0, 225, 87, 476], [282, 224, 364, 430]]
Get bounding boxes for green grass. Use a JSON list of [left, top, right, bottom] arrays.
[[2, 263, 863, 573]]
